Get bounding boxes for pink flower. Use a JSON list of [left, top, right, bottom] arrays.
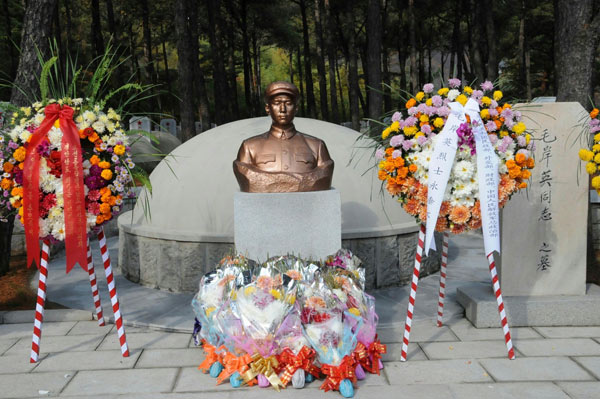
[[390, 135, 404, 147], [391, 111, 402, 122], [481, 80, 494, 91], [88, 190, 101, 201], [392, 150, 402, 158], [421, 124, 432, 135], [471, 90, 484, 100], [87, 202, 100, 215], [431, 95, 443, 107], [485, 121, 498, 132], [448, 78, 461, 88], [375, 148, 385, 160], [423, 83, 434, 93]]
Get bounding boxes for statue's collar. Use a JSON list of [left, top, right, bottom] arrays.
[[269, 124, 296, 140]]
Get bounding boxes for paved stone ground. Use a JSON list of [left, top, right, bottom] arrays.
[[0, 233, 598, 398]]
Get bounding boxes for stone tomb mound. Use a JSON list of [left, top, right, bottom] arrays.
[[118, 117, 441, 292]]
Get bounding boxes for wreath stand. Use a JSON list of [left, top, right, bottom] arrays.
[[30, 227, 129, 362], [399, 223, 515, 362]]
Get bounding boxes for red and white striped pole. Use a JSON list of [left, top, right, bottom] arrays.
[[400, 223, 426, 362], [97, 228, 129, 357], [30, 240, 50, 363], [436, 232, 450, 327], [86, 237, 105, 326], [487, 252, 515, 360]]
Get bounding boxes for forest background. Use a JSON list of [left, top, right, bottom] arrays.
[[0, 0, 598, 141]]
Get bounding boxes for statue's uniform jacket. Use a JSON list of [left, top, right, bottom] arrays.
[[236, 125, 332, 173]]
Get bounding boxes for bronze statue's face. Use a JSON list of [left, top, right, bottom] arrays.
[[266, 94, 296, 126]]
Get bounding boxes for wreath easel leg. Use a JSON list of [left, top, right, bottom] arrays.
[[400, 223, 426, 362], [436, 232, 450, 327], [30, 239, 51, 363], [97, 228, 129, 357], [487, 252, 515, 360], [86, 237, 105, 326]]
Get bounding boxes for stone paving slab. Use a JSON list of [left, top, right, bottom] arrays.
[[0, 354, 45, 374], [173, 366, 256, 393], [381, 343, 427, 361], [514, 338, 600, 357], [97, 331, 191, 351], [448, 318, 542, 341], [479, 357, 595, 381], [136, 348, 205, 368], [5, 334, 105, 356], [557, 381, 600, 399], [377, 322, 458, 343], [384, 359, 493, 384], [0, 311, 5, 324], [420, 340, 516, 360], [0, 321, 76, 339], [0, 338, 17, 355], [573, 357, 600, 380], [448, 382, 569, 398], [0, 371, 74, 398], [3, 309, 94, 324], [66, 321, 114, 336], [60, 368, 179, 396], [34, 350, 141, 372], [534, 326, 600, 338]]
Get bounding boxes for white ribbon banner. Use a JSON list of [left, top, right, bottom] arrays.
[[424, 99, 500, 257]]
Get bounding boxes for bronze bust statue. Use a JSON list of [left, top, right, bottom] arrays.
[[233, 81, 334, 192]]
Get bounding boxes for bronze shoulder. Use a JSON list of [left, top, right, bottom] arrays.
[[295, 131, 325, 145]]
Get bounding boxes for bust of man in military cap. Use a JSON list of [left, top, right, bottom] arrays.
[[233, 81, 334, 193]]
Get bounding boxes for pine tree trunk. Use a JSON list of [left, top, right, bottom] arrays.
[[348, 32, 360, 131], [207, 0, 229, 124], [141, 0, 155, 84], [555, 0, 599, 107], [10, 0, 57, 106], [91, 0, 104, 58], [314, 0, 328, 120], [470, 0, 485, 83], [105, 0, 118, 40], [367, 0, 382, 119], [485, 0, 498, 81], [189, 0, 211, 129], [160, 24, 172, 96], [335, 56, 345, 121], [240, 0, 253, 117], [324, 0, 339, 123], [2, 0, 16, 77], [299, 0, 317, 118], [408, 0, 417, 92], [297, 45, 306, 116], [175, 0, 197, 141]]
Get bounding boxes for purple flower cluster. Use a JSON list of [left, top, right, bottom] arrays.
[[84, 164, 107, 190], [457, 123, 476, 155]]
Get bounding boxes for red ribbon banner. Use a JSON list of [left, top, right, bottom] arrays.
[[23, 103, 88, 273]]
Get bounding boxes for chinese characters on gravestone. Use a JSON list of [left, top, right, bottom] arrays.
[[537, 130, 556, 271], [499, 103, 588, 296]]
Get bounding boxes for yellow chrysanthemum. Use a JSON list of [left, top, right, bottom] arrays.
[[480, 109, 490, 119], [594, 153, 600, 164], [113, 144, 126, 156], [587, 162, 597, 174], [463, 86, 473, 95], [382, 128, 391, 139], [595, 133, 600, 143], [415, 91, 425, 101], [593, 144, 600, 152], [493, 90, 503, 101], [426, 98, 433, 106], [481, 96, 492, 107], [403, 126, 418, 136], [438, 87, 449, 96], [499, 130, 509, 138], [512, 122, 526, 135], [13, 147, 26, 163], [100, 169, 113, 180], [270, 289, 282, 300], [456, 94, 468, 106], [390, 121, 400, 132], [433, 117, 445, 128], [580, 149, 595, 161], [593, 176, 600, 189], [419, 114, 429, 123], [525, 134, 531, 145], [415, 132, 425, 138]]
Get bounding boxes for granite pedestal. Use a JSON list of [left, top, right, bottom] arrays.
[[457, 283, 600, 327], [234, 189, 341, 261]]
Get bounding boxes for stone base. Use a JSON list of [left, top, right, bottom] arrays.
[[457, 283, 600, 327], [234, 189, 341, 262]]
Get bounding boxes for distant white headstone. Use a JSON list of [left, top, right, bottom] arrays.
[[160, 118, 177, 136], [194, 121, 203, 134], [499, 102, 589, 296], [129, 116, 151, 132]]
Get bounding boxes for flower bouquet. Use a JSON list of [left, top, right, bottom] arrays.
[[191, 268, 241, 377], [376, 79, 535, 234], [2, 98, 135, 271], [579, 107, 600, 192], [229, 269, 297, 390], [278, 311, 321, 388], [300, 282, 359, 398]]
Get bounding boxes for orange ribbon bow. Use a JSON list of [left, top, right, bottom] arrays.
[[320, 355, 357, 392], [366, 337, 387, 375], [279, 346, 321, 386], [216, 352, 254, 385], [198, 342, 225, 373]]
